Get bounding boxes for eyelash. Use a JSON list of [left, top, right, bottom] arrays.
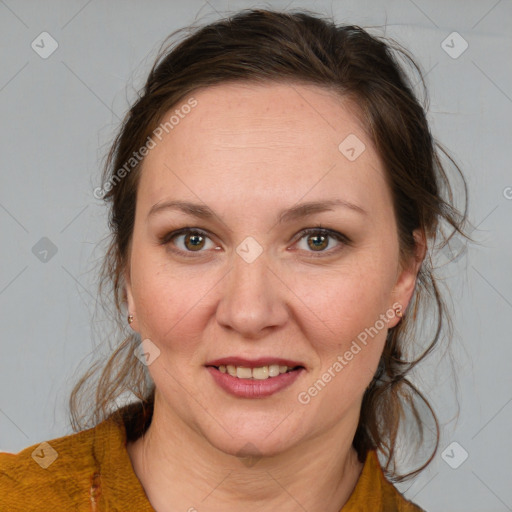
[[159, 225, 351, 259]]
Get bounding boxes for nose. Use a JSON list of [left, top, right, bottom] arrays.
[[215, 248, 289, 339]]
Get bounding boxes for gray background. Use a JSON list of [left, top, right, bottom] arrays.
[[1, 1, 511, 510]]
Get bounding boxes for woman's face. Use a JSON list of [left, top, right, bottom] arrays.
[[125, 82, 420, 457]]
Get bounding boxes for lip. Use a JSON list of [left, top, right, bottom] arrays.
[[206, 366, 305, 398], [206, 357, 304, 368]]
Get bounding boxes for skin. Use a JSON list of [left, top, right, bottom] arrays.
[[124, 82, 425, 512]]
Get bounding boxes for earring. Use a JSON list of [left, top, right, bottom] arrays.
[[127, 314, 134, 324], [395, 307, 403, 318]]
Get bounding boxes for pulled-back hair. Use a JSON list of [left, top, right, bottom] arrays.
[[70, 8, 468, 482]]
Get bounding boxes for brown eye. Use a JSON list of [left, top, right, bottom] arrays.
[[306, 233, 329, 251], [184, 232, 206, 251], [162, 228, 216, 256], [295, 227, 349, 256]]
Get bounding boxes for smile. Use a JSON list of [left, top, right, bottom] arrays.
[[205, 359, 305, 398], [216, 364, 298, 380]]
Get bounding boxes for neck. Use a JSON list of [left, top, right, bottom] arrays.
[[126, 396, 364, 512]]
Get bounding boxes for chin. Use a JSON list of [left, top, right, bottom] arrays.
[[201, 423, 299, 461]]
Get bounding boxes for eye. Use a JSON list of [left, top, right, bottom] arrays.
[[293, 226, 349, 256], [161, 228, 218, 256], [160, 226, 350, 258]]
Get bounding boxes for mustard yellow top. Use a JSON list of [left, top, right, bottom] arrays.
[[0, 411, 425, 511]]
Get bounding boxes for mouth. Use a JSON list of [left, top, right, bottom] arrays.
[[205, 358, 305, 397], [209, 363, 303, 380]]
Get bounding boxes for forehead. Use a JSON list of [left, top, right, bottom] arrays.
[[137, 81, 390, 218]]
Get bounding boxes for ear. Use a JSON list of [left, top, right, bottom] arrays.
[[388, 229, 426, 328], [124, 265, 139, 332]]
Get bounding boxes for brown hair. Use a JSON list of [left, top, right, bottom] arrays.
[[70, 8, 469, 482]]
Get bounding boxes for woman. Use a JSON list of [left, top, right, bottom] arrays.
[[0, 8, 468, 511]]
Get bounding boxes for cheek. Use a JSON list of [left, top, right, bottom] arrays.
[[129, 247, 215, 349], [296, 273, 391, 409], [291, 251, 396, 397], [292, 256, 395, 350]]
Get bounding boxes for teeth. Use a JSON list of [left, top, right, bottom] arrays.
[[268, 364, 280, 377], [217, 364, 296, 379], [236, 366, 252, 379], [252, 366, 268, 380]]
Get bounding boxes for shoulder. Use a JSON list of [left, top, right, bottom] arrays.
[[343, 450, 426, 512], [0, 416, 122, 511]]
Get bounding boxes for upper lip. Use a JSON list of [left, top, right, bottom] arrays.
[[205, 357, 304, 368]]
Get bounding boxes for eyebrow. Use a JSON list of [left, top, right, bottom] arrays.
[[147, 198, 367, 224]]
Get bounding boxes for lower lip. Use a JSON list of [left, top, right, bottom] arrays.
[[206, 366, 304, 398]]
